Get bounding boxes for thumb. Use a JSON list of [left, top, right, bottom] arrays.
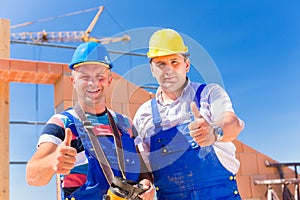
[[190, 101, 201, 119], [63, 128, 73, 146]]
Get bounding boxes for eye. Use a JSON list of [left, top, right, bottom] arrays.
[[96, 74, 105, 81], [80, 75, 89, 81], [171, 60, 179, 65], [155, 62, 166, 68], [171, 58, 183, 65]]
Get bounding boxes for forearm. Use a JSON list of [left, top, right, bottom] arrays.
[[136, 146, 153, 183], [217, 112, 244, 142], [26, 143, 57, 186]]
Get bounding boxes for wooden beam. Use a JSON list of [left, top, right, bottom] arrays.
[[0, 19, 10, 58], [0, 17, 10, 200], [0, 81, 9, 200]]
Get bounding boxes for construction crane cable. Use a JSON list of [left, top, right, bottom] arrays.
[[11, 6, 101, 29], [104, 8, 126, 32], [103, 8, 137, 74]]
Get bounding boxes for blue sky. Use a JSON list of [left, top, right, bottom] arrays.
[[1, 1, 300, 199]]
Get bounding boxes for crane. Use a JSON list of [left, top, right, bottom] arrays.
[[10, 6, 130, 44]]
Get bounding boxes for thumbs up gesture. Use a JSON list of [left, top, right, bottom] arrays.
[[188, 102, 215, 146], [51, 128, 77, 175]]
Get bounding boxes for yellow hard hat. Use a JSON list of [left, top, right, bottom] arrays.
[[147, 29, 188, 59]]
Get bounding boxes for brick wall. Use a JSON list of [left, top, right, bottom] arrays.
[[1, 58, 299, 199]]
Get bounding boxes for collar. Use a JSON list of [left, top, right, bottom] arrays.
[[156, 78, 191, 105]]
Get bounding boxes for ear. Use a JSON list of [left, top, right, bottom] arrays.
[[107, 74, 113, 86], [185, 58, 191, 73], [70, 75, 75, 86], [70, 70, 77, 85], [150, 64, 155, 78]]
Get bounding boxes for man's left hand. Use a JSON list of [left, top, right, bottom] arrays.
[[188, 102, 215, 146]]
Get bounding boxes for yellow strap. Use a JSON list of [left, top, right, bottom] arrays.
[[73, 61, 109, 69]]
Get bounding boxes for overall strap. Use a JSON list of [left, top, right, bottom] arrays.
[[151, 84, 207, 129], [107, 111, 126, 178], [151, 98, 162, 133], [193, 84, 207, 108], [60, 108, 79, 137], [115, 112, 127, 131], [74, 104, 126, 185]]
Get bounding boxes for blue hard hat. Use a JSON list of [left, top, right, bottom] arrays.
[[69, 41, 113, 70]]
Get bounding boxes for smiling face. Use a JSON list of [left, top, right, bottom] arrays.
[[71, 63, 112, 113], [150, 54, 190, 93]]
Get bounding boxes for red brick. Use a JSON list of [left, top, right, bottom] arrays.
[[10, 59, 37, 72]]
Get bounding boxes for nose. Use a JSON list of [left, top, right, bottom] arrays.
[[88, 77, 97, 86], [164, 66, 175, 76], [88, 80, 93, 86]]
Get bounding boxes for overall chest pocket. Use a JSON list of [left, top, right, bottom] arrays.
[[98, 134, 140, 175]]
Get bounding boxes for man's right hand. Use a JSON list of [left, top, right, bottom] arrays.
[[51, 128, 77, 174]]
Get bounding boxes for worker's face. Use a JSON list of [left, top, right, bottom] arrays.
[[150, 54, 190, 92], [71, 63, 112, 107]]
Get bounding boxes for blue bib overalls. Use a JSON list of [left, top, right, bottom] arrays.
[[149, 84, 241, 200], [61, 110, 141, 200]]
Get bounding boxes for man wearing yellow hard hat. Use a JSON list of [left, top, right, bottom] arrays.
[[133, 29, 245, 199]]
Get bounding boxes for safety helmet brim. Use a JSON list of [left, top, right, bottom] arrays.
[[71, 61, 111, 69], [147, 48, 188, 59]]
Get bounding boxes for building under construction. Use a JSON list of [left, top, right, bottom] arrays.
[[1, 7, 300, 199]]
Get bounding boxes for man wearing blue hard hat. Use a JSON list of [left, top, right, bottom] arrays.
[[26, 41, 155, 200]]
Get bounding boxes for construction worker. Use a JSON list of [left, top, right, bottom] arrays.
[[26, 41, 155, 200], [133, 29, 245, 199]]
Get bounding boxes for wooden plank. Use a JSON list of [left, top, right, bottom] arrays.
[[0, 80, 9, 200], [0, 18, 10, 200], [56, 175, 61, 200], [0, 19, 10, 58]]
